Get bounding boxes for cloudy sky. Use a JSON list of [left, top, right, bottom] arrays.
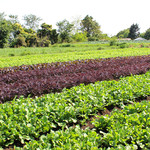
[[1, 0, 149, 36]]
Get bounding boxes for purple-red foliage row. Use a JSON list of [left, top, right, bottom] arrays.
[[0, 55, 150, 103]]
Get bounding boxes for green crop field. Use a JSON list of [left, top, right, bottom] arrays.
[[1, 42, 150, 57], [0, 42, 150, 68], [1, 42, 150, 149]]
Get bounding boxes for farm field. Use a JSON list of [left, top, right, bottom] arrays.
[[0, 42, 150, 68], [1, 42, 150, 57], [1, 42, 150, 149], [1, 55, 150, 103]]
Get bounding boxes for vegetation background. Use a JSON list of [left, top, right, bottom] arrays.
[[1, 12, 150, 49]]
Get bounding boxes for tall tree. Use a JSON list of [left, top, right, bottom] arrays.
[[24, 28, 37, 47], [56, 19, 73, 42], [37, 23, 58, 46], [128, 23, 140, 40], [0, 12, 6, 21], [81, 15, 102, 41], [23, 14, 42, 30], [9, 15, 19, 24], [71, 16, 82, 34], [0, 20, 12, 48], [116, 28, 129, 38], [50, 29, 58, 44], [144, 28, 150, 40], [37, 23, 52, 38]]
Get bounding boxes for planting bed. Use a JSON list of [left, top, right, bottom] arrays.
[[1, 44, 150, 149], [1, 47, 150, 68], [1, 55, 150, 103], [1, 71, 150, 149]]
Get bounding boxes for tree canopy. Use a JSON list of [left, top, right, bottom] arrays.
[[1, 12, 150, 48], [144, 28, 150, 40], [23, 14, 42, 30], [0, 20, 12, 48], [56, 19, 74, 42], [81, 15, 102, 41], [116, 28, 129, 38], [128, 23, 140, 40]]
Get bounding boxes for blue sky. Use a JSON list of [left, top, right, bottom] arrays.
[[1, 0, 149, 36]]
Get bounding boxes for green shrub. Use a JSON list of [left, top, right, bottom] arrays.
[[11, 36, 27, 48], [72, 32, 87, 42], [109, 38, 117, 46], [97, 47, 104, 50], [60, 44, 75, 47], [20, 50, 32, 56], [8, 53, 15, 57], [119, 43, 126, 49]]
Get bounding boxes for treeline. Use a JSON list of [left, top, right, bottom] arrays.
[[0, 13, 108, 48], [116, 23, 150, 40], [0, 12, 150, 48]]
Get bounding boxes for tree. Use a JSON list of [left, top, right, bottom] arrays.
[[140, 32, 145, 38], [128, 23, 140, 40], [10, 23, 28, 47], [81, 15, 102, 41], [11, 36, 27, 48], [37, 23, 52, 47], [0, 12, 6, 21], [37, 23, 52, 38], [23, 14, 42, 30], [116, 28, 129, 38], [71, 16, 82, 34], [9, 15, 19, 24], [50, 29, 58, 44], [0, 20, 12, 48], [24, 28, 37, 47], [37, 23, 58, 46], [56, 19, 73, 43], [72, 32, 87, 42], [144, 28, 150, 40]]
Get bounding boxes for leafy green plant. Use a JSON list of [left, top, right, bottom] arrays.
[[109, 38, 117, 46], [8, 53, 15, 56], [119, 42, 126, 49], [1, 71, 150, 148], [92, 100, 150, 149], [1, 46, 150, 68]]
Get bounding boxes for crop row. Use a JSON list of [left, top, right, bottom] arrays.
[[1, 47, 150, 68], [1, 55, 150, 103], [1, 55, 150, 74], [1, 71, 150, 148], [24, 100, 150, 150]]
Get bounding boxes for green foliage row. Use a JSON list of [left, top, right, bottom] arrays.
[[115, 24, 150, 40], [92, 100, 150, 149], [23, 100, 150, 150], [1, 71, 150, 148], [1, 42, 150, 57], [0, 14, 109, 48], [0, 47, 150, 68]]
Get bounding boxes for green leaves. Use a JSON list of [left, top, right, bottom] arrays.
[[92, 100, 150, 149], [1, 71, 150, 148], [24, 125, 100, 150]]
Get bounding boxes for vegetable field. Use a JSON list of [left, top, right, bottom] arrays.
[[1, 43, 150, 150], [1, 46, 150, 68]]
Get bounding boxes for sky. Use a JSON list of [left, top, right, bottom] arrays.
[[1, 0, 150, 36]]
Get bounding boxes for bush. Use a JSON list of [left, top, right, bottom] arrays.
[[8, 53, 15, 57], [109, 38, 117, 46], [72, 32, 87, 42], [11, 36, 27, 48], [97, 47, 104, 50], [60, 44, 75, 47], [119, 43, 126, 49], [37, 37, 50, 47]]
